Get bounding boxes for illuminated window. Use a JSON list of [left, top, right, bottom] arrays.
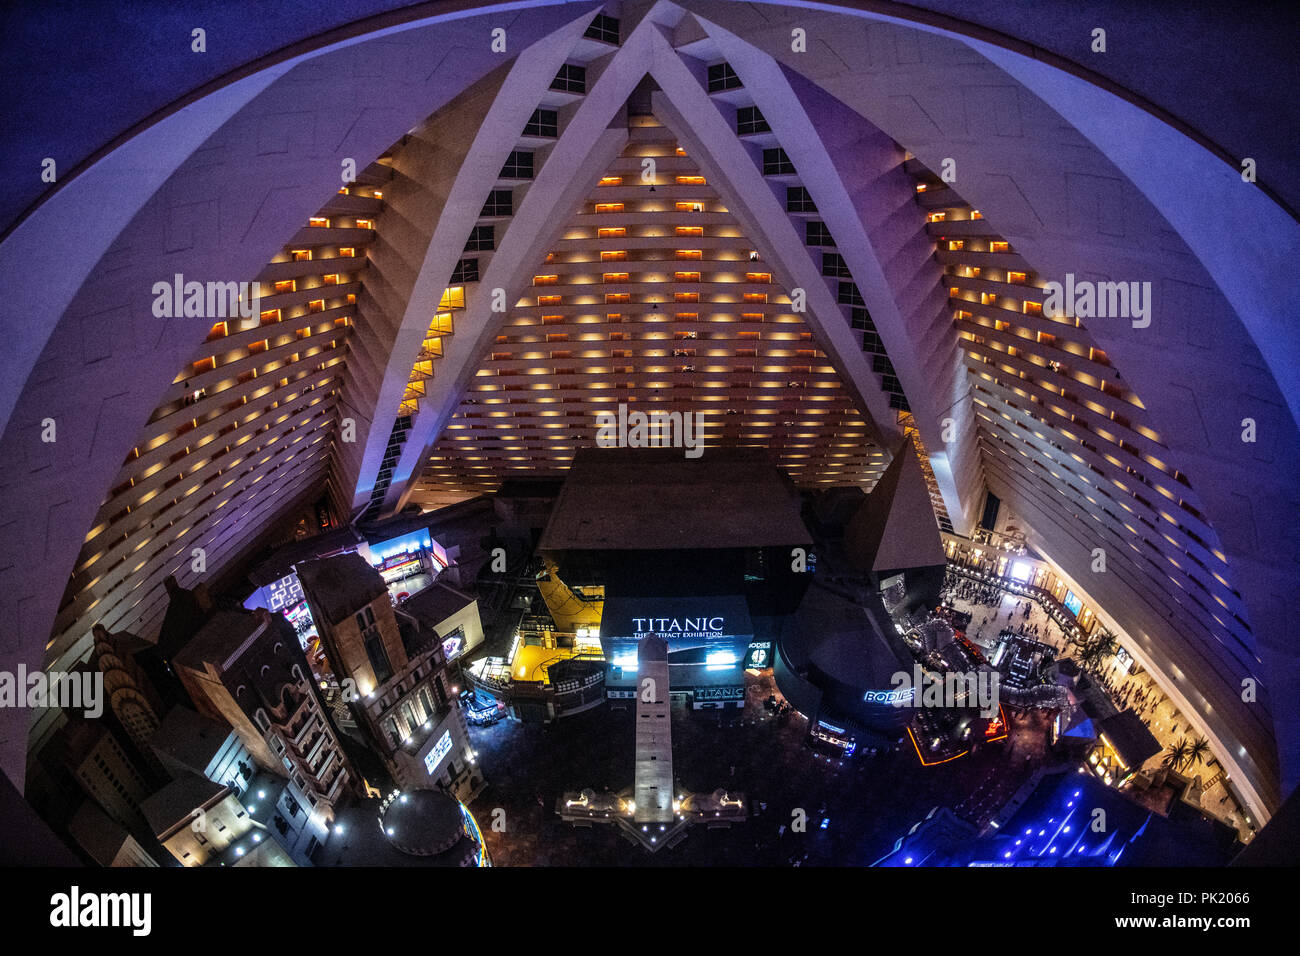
[[598, 227, 626, 238], [674, 292, 699, 303], [948, 240, 964, 251], [599, 176, 624, 187], [676, 202, 703, 213], [309, 217, 329, 228], [273, 280, 296, 294], [675, 226, 703, 237], [533, 275, 559, 286], [675, 249, 702, 260], [440, 288, 466, 309], [605, 293, 630, 304], [595, 202, 625, 214], [322, 274, 341, 285], [308, 299, 325, 313], [601, 250, 628, 262], [355, 219, 374, 229], [259, 309, 281, 326], [1024, 301, 1043, 316], [745, 272, 771, 284], [603, 272, 629, 283], [1007, 271, 1027, 285], [990, 241, 1009, 253], [674, 272, 701, 283], [537, 295, 562, 306], [291, 249, 311, 261], [927, 212, 946, 223], [675, 176, 706, 186], [743, 292, 768, 303], [338, 247, 356, 258]]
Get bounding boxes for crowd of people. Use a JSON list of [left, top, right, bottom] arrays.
[[942, 569, 1006, 608], [941, 571, 1060, 648]]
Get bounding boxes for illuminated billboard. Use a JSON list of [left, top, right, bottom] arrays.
[[600, 595, 752, 668], [1009, 561, 1033, 583], [423, 729, 453, 776], [1063, 590, 1083, 617]]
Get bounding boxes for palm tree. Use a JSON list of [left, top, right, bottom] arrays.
[[1092, 632, 1119, 660], [1163, 737, 1191, 772], [1186, 737, 1211, 769], [1078, 632, 1119, 675]]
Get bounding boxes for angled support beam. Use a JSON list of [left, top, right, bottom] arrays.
[[349, 6, 603, 516], [695, 19, 983, 530], [645, 33, 899, 450]]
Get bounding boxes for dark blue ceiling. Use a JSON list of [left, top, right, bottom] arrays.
[[2, 0, 1297, 236]]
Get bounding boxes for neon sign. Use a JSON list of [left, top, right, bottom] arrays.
[[632, 617, 724, 639], [266, 573, 304, 613], [863, 688, 916, 704]]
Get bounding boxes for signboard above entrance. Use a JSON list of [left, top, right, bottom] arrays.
[[601, 594, 753, 659]]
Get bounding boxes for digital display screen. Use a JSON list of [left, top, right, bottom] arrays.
[[1064, 591, 1083, 617], [424, 730, 453, 776], [266, 573, 304, 613], [1010, 561, 1033, 583]]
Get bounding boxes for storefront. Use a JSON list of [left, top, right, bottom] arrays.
[[600, 594, 753, 708], [363, 527, 450, 600]]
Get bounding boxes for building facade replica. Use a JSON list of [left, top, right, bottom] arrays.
[[297, 554, 481, 799], [172, 609, 353, 854]]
